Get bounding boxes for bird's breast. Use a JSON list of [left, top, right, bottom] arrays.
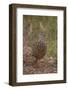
[[32, 41, 47, 60]]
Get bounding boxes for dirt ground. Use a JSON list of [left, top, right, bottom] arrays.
[[23, 56, 57, 74]]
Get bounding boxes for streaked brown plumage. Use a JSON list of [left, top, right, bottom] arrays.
[[32, 32, 47, 66], [32, 41, 46, 60]]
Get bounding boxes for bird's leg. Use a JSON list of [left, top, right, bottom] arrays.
[[33, 59, 39, 69]]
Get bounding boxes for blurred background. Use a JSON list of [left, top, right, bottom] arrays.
[[23, 15, 57, 74]]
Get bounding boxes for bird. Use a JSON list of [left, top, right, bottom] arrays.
[[32, 32, 47, 68]]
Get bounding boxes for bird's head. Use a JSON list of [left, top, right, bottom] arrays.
[[38, 32, 46, 42]]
